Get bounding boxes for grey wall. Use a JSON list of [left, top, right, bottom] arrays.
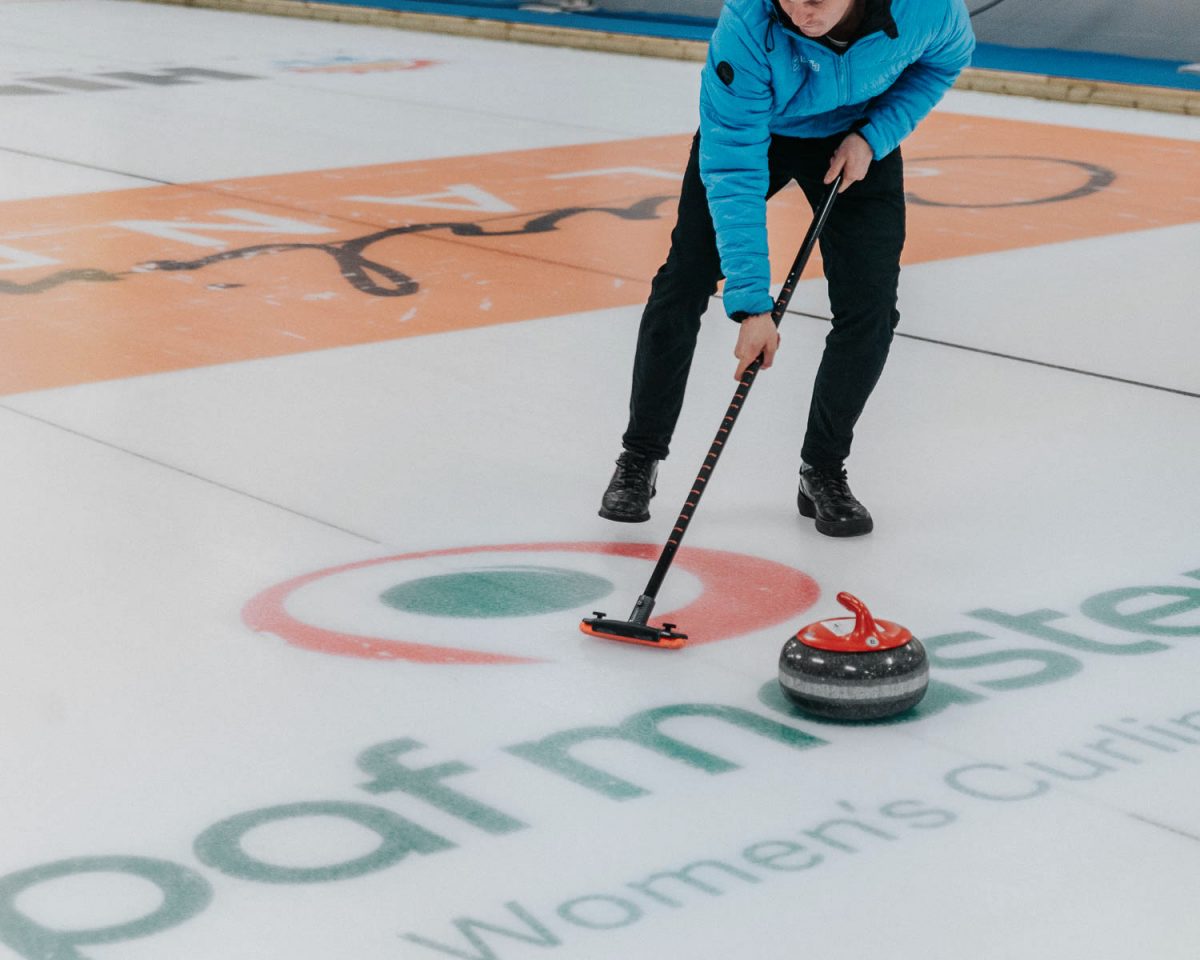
[[595, 0, 1200, 62], [597, 0, 723, 17], [968, 0, 1200, 61]]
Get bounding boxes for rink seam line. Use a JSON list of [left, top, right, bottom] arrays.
[[1127, 813, 1200, 843], [411, 226, 657, 287], [2, 141, 623, 235], [0, 403, 384, 545], [8, 142, 1188, 399], [187, 187, 674, 264], [0, 144, 175, 185], [0, 151, 674, 289], [786, 308, 1199, 400]]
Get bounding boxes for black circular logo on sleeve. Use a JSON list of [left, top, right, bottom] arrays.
[[716, 61, 735, 86]]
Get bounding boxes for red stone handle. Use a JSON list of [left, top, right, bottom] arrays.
[[837, 592, 879, 647]]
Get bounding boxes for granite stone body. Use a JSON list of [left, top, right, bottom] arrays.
[[778, 634, 929, 721]]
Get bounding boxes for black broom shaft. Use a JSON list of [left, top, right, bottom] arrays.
[[640, 177, 841, 602]]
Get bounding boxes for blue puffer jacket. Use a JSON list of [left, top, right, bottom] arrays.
[[699, 0, 975, 318]]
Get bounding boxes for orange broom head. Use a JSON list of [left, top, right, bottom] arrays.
[[580, 613, 687, 650]]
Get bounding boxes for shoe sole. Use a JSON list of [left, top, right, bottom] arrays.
[[797, 491, 873, 538], [599, 481, 655, 524], [598, 507, 650, 523]]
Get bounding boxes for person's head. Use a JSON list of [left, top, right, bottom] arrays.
[[777, 0, 859, 38]]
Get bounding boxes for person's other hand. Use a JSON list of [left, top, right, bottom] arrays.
[[734, 312, 780, 379], [826, 132, 873, 192]]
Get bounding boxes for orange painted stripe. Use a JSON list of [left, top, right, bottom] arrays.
[[2, 114, 1197, 396]]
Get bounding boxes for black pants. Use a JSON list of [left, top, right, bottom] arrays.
[[621, 131, 905, 470]]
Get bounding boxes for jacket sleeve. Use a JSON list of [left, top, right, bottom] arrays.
[[698, 6, 777, 320], [858, 0, 975, 160]]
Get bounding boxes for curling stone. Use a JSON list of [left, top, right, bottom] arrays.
[[778, 592, 928, 721]]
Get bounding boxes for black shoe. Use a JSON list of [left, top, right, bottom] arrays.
[[599, 452, 658, 523], [797, 464, 873, 537]]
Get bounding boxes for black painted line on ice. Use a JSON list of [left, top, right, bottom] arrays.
[[0, 144, 175, 185], [413, 216, 656, 287], [786, 308, 1199, 400], [0, 147, 655, 290], [1, 404, 383, 545], [0, 146, 411, 242], [1128, 812, 1200, 843]]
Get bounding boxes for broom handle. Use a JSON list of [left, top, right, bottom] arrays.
[[640, 176, 841, 603]]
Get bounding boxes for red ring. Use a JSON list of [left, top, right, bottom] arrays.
[[243, 541, 820, 664]]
